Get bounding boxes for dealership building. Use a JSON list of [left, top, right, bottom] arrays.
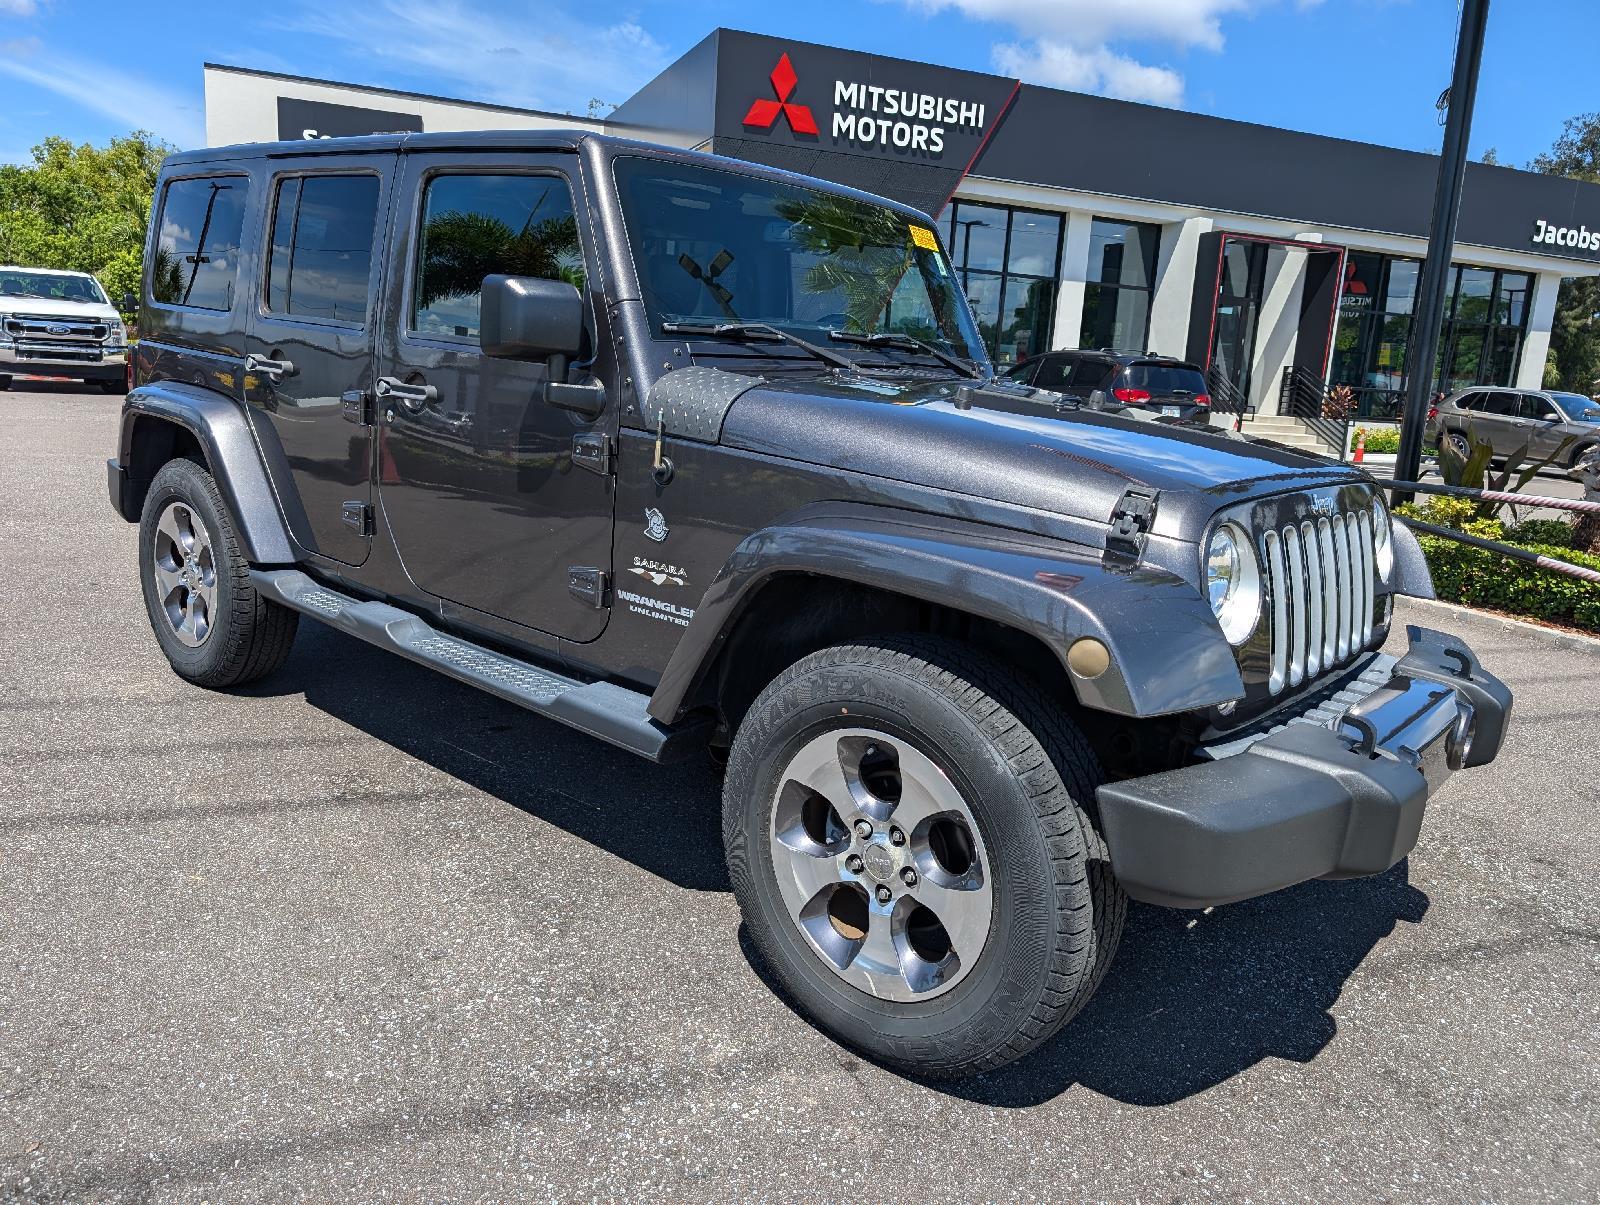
[[204, 28, 1600, 451]]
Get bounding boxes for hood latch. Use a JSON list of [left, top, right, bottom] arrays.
[[1106, 487, 1159, 560]]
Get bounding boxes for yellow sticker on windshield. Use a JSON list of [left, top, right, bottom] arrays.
[[909, 224, 939, 251]]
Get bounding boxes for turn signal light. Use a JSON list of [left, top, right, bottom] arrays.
[[1113, 387, 1151, 403], [1194, 393, 1211, 407]]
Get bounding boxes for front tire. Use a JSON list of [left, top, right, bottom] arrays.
[[138, 457, 298, 687], [724, 636, 1125, 1078]]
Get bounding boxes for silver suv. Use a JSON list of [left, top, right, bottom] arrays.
[[1427, 386, 1600, 468]]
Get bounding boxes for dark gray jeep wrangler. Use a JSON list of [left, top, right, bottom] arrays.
[[107, 130, 1511, 1078]]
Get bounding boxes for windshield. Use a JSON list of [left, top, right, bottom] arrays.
[[1552, 392, 1600, 423], [613, 156, 986, 369], [0, 269, 107, 304]]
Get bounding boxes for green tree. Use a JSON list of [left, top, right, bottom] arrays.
[[1532, 113, 1600, 395], [0, 131, 170, 319]]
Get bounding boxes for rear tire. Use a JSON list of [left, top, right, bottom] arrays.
[[724, 635, 1125, 1078], [138, 457, 298, 688], [0, 375, 11, 392], [1571, 442, 1598, 470]]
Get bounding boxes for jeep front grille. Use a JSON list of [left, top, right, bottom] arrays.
[[1260, 511, 1374, 695]]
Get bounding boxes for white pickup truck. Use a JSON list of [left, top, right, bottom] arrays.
[[0, 265, 128, 393]]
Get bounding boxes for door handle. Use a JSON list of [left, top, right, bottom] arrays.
[[245, 353, 297, 378], [375, 376, 438, 412]]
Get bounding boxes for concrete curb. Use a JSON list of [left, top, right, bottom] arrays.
[[1402, 595, 1600, 656]]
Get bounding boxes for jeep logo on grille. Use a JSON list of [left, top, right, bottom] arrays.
[[46, 324, 71, 335], [1310, 496, 1337, 516]]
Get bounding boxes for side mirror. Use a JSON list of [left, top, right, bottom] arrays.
[[480, 274, 583, 361], [479, 274, 603, 419], [120, 291, 137, 314]]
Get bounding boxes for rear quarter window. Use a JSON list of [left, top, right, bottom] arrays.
[[151, 176, 248, 311]]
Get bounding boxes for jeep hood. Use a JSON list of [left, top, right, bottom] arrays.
[[718, 374, 1365, 540]]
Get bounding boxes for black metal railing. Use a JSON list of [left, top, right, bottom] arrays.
[[1205, 365, 1252, 424], [1278, 365, 1352, 455]]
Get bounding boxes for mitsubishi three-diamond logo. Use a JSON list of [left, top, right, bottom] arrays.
[[743, 53, 818, 136]]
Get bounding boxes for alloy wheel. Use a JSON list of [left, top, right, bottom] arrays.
[[151, 500, 218, 647], [768, 728, 993, 1001]]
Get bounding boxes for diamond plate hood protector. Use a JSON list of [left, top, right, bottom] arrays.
[[716, 373, 1367, 541]]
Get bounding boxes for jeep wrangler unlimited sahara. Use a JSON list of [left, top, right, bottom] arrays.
[[107, 131, 1511, 1078]]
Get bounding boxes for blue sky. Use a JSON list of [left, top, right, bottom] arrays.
[[0, 0, 1591, 171]]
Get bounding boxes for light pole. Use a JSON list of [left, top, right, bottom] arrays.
[[1394, 0, 1491, 501]]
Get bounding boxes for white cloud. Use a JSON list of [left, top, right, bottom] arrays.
[[284, 0, 669, 115], [993, 40, 1185, 106], [0, 0, 41, 15], [0, 38, 204, 147], [906, 0, 1299, 107]]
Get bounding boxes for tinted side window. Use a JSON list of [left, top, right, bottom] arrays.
[[1032, 357, 1077, 389], [266, 174, 381, 324], [1004, 361, 1036, 383], [1522, 394, 1560, 421], [1454, 392, 1482, 410], [1480, 393, 1517, 416], [152, 177, 247, 310], [411, 173, 583, 340]]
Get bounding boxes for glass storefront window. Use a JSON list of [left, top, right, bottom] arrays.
[[1081, 217, 1160, 351], [945, 200, 1064, 366], [1383, 259, 1419, 315], [949, 203, 1008, 274], [1331, 251, 1533, 415], [1088, 219, 1158, 288]]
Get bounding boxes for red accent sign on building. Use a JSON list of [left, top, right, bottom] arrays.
[[743, 53, 819, 136]]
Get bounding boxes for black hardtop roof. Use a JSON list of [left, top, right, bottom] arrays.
[[159, 129, 938, 224]]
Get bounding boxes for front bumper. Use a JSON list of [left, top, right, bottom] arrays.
[[1096, 625, 1511, 909], [0, 345, 125, 380]]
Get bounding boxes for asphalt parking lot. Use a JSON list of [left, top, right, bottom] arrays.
[[2, 383, 1597, 1201]]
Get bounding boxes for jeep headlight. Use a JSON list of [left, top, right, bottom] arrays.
[[1371, 498, 1394, 578], [1206, 523, 1261, 645]]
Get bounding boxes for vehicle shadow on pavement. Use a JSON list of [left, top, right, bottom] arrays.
[[248, 624, 730, 892], [945, 865, 1431, 1107]]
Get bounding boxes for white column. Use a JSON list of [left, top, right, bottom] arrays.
[[1250, 246, 1309, 415], [1050, 210, 1095, 351], [1146, 215, 1213, 360], [1516, 270, 1566, 389]]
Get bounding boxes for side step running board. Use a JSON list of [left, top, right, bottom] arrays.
[[250, 569, 710, 764]]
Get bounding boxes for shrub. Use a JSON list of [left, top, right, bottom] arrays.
[[1350, 425, 1401, 454], [1398, 497, 1600, 631], [1504, 518, 1577, 549]]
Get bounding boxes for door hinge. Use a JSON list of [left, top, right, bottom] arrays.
[[341, 501, 373, 536], [567, 566, 609, 609], [340, 389, 375, 426], [571, 432, 613, 476], [1106, 487, 1158, 559]]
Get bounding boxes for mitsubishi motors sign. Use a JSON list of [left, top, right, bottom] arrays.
[[715, 31, 1017, 169]]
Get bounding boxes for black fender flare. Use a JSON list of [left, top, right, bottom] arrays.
[[648, 505, 1246, 724], [112, 381, 297, 564]]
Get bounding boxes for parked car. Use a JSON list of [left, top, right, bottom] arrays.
[[1426, 386, 1600, 468], [1007, 349, 1212, 421], [106, 130, 1510, 1079], [0, 265, 129, 393]]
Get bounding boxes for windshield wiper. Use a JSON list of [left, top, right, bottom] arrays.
[[828, 330, 982, 379], [661, 320, 860, 373]]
